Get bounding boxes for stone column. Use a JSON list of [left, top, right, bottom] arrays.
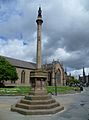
[[36, 7, 43, 69], [30, 7, 47, 95]]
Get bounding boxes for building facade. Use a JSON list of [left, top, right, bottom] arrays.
[[79, 67, 89, 86], [43, 60, 66, 86], [4, 56, 36, 86], [3, 56, 66, 86]]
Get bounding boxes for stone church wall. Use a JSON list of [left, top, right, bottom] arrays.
[[5, 67, 32, 86]]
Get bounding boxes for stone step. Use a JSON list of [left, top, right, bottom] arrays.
[[25, 94, 52, 100], [29, 90, 47, 95], [16, 102, 60, 110], [11, 105, 64, 115], [20, 98, 56, 105]]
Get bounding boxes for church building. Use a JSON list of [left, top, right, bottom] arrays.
[[4, 56, 66, 86]]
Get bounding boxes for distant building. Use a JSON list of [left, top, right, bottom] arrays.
[[85, 75, 89, 85], [2, 56, 66, 86], [79, 67, 89, 85]]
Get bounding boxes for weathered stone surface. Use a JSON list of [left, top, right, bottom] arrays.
[[11, 94, 64, 115], [11, 95, 64, 115]]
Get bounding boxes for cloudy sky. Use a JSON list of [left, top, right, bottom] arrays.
[[0, 0, 89, 76]]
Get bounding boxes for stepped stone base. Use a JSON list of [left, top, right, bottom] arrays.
[[11, 94, 64, 115]]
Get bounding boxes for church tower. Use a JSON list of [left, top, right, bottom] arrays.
[[36, 7, 43, 69], [83, 67, 86, 83]]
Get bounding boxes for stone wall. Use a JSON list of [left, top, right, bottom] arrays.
[[4, 62, 66, 86], [5, 67, 32, 86]]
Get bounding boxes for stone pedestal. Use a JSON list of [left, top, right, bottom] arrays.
[[11, 94, 64, 115], [11, 69, 64, 115], [30, 69, 47, 95]]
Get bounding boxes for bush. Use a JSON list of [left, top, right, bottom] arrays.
[[0, 56, 18, 83]]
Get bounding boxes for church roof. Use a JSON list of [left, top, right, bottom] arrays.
[[1, 56, 36, 70]]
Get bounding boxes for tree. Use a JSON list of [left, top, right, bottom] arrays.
[[0, 56, 18, 84], [66, 76, 80, 86]]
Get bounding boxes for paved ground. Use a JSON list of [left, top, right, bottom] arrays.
[[0, 87, 89, 120]]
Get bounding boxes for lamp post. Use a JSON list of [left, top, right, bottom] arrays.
[[55, 71, 57, 96], [52, 60, 57, 96]]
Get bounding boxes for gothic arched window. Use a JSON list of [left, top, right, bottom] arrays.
[[48, 71, 52, 86], [56, 69, 61, 84], [21, 70, 25, 84]]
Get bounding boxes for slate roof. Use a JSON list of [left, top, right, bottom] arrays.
[[1, 56, 36, 70]]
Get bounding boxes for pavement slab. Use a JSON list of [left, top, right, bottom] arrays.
[[0, 87, 89, 120]]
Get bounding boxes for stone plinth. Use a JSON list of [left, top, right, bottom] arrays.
[[11, 69, 64, 115], [30, 69, 47, 95], [11, 94, 64, 115]]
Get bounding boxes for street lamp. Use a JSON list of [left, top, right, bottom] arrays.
[[55, 71, 57, 95], [52, 60, 57, 96]]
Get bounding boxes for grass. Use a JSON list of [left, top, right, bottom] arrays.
[[0, 86, 31, 95], [0, 86, 80, 95], [46, 86, 80, 94]]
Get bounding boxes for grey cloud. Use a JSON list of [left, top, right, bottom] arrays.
[[80, 0, 89, 11], [0, 0, 89, 70], [0, 0, 36, 41], [41, 0, 89, 69]]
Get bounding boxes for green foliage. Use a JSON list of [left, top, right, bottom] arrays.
[[0, 86, 80, 95], [0, 56, 18, 82], [0, 86, 31, 95], [46, 86, 80, 94], [66, 76, 80, 86]]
